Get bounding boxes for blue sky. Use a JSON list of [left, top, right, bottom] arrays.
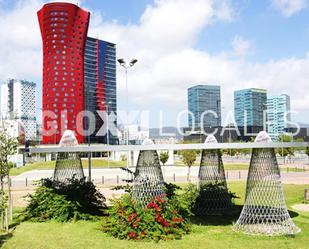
[[0, 0, 309, 128], [79, 0, 309, 61], [84, 0, 151, 23], [200, 1, 309, 61]]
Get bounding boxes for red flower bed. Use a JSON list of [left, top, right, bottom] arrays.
[[103, 193, 191, 242]]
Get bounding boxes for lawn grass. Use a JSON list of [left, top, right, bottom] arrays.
[[224, 163, 249, 171], [10, 161, 56, 175], [81, 158, 126, 168], [174, 159, 250, 170], [10, 159, 127, 176], [9, 160, 308, 177], [10, 161, 250, 176], [11, 160, 307, 177], [1, 182, 309, 249], [280, 167, 307, 173]]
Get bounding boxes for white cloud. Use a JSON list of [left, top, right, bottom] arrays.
[[214, 0, 236, 21], [0, 0, 42, 79], [88, 0, 219, 55], [0, 0, 308, 126], [0, 0, 79, 79], [271, 0, 308, 17], [231, 35, 251, 57]]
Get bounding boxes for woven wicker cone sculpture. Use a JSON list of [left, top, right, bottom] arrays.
[[132, 139, 165, 207], [53, 130, 84, 183], [196, 135, 232, 215], [233, 131, 300, 236]]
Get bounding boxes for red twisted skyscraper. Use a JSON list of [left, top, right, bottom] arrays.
[[38, 2, 90, 144]]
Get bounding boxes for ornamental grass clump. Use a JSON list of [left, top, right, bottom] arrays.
[[103, 193, 191, 242]]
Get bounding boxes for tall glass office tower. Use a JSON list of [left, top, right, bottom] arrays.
[[267, 94, 291, 140], [234, 88, 267, 128], [188, 85, 221, 128], [84, 37, 117, 144]]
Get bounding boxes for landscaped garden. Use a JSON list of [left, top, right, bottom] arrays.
[[1, 133, 308, 248], [0, 182, 308, 249]]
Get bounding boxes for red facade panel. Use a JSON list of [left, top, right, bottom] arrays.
[[37, 2, 90, 144]]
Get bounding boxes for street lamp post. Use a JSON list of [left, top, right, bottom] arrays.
[[87, 76, 91, 181], [228, 123, 232, 157], [117, 58, 138, 168], [102, 101, 112, 168]]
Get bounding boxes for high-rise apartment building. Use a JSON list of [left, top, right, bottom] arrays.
[[188, 85, 221, 128], [267, 94, 291, 140], [0, 79, 36, 140], [38, 2, 90, 144], [0, 83, 8, 117], [234, 88, 267, 128], [84, 37, 117, 144]]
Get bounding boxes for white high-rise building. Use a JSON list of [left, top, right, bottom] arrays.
[[267, 94, 291, 140], [0, 83, 8, 117], [0, 79, 36, 140]]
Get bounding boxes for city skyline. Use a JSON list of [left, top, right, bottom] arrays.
[[0, 0, 308, 128], [0, 2, 308, 247]]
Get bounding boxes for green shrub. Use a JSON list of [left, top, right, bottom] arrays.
[[163, 182, 181, 199], [178, 184, 199, 213], [180, 183, 238, 215], [22, 186, 79, 222], [102, 193, 191, 242], [22, 177, 106, 222]]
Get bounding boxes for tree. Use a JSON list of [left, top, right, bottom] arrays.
[[223, 148, 238, 157], [159, 151, 169, 166], [0, 131, 18, 187], [276, 135, 295, 164], [180, 150, 197, 182], [0, 130, 18, 230]]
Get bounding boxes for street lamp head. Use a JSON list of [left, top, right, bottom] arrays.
[[117, 58, 125, 66], [129, 59, 138, 67]]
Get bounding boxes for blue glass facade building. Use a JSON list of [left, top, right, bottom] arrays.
[[267, 94, 291, 140], [188, 85, 221, 128], [234, 88, 267, 128], [84, 37, 117, 144]]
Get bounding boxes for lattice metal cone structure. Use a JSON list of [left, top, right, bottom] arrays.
[[53, 130, 84, 183], [132, 139, 165, 207], [233, 131, 300, 236], [196, 135, 232, 215]]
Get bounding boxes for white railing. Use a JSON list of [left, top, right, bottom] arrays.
[[30, 142, 309, 153]]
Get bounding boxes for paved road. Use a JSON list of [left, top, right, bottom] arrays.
[[10, 166, 309, 188]]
